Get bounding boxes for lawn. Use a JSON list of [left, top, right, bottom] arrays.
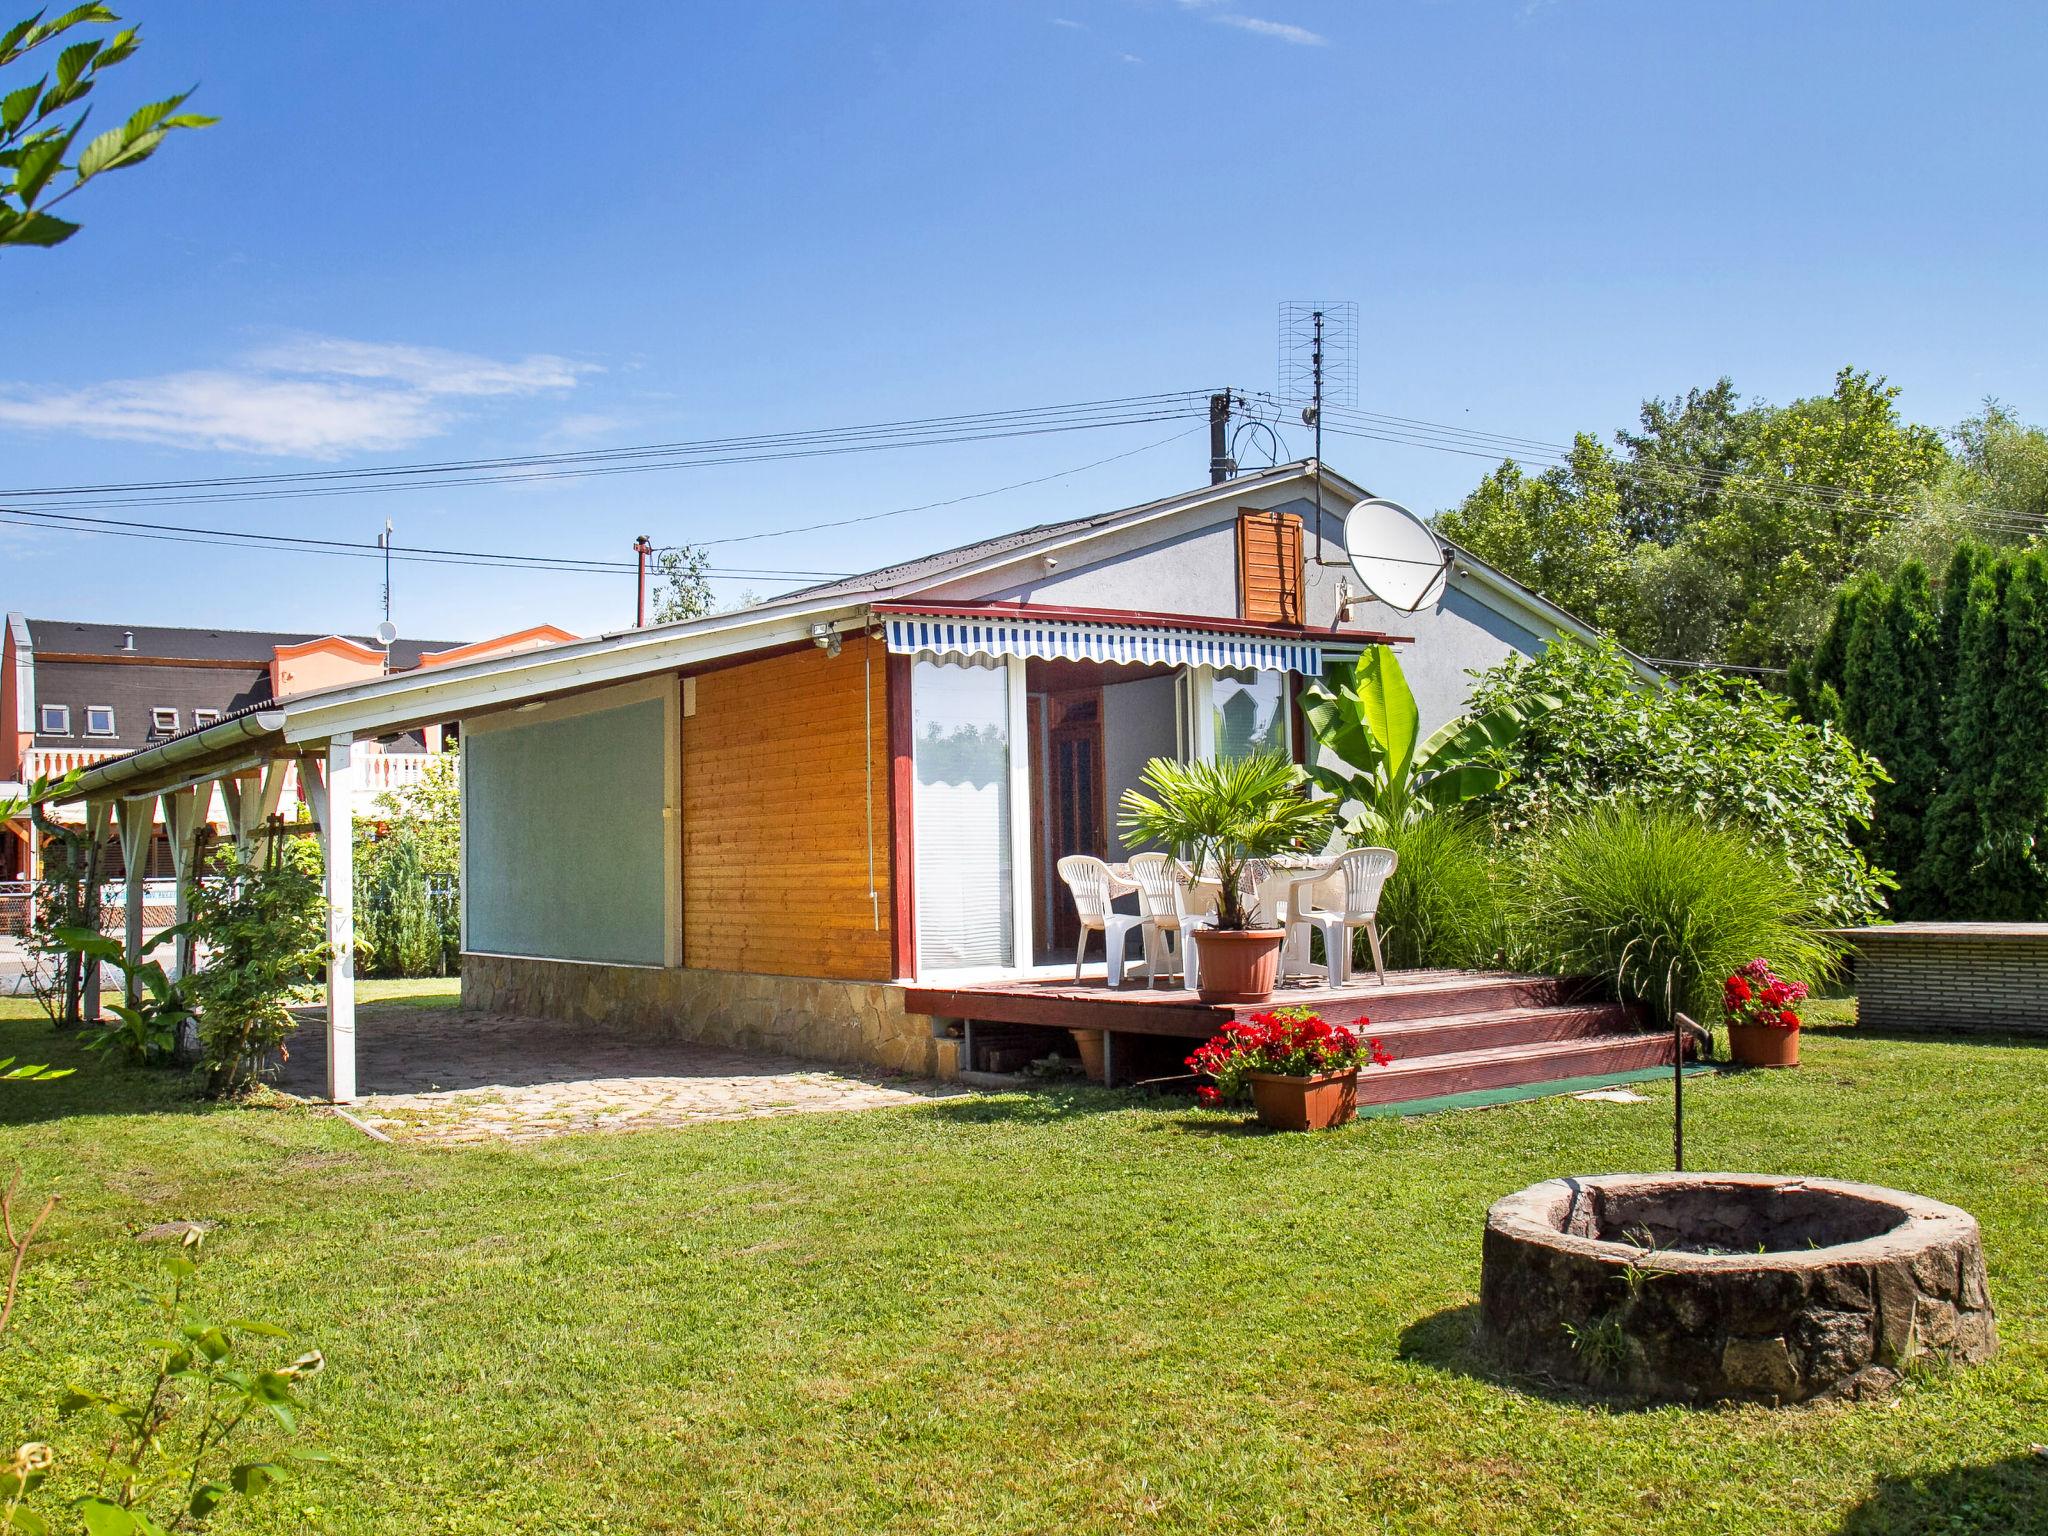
[[0, 986, 2042, 1535]]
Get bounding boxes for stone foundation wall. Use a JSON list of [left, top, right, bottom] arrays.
[[461, 953, 958, 1080]]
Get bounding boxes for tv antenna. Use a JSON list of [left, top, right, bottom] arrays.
[[1278, 301, 1358, 566], [376, 519, 395, 645]]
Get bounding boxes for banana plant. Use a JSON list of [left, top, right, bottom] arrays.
[[1299, 645, 1552, 838]]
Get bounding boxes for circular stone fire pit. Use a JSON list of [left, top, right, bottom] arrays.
[[1480, 1174, 1995, 1404]]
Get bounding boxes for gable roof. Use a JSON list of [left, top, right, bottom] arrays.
[[61, 458, 1645, 799], [22, 618, 467, 672]]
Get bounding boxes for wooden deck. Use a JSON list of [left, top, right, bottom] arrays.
[[904, 970, 1677, 1099]]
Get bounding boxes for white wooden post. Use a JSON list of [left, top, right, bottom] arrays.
[[115, 799, 153, 1008], [1004, 655, 1034, 970], [1186, 665, 1218, 762], [160, 786, 208, 983], [322, 736, 358, 1103], [81, 801, 111, 1021]]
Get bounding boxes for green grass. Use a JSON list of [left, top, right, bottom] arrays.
[[0, 989, 2043, 1534]]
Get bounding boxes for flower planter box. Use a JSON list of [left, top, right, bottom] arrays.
[[1192, 929, 1286, 1004], [1246, 1067, 1359, 1131], [1727, 1022, 1800, 1068]]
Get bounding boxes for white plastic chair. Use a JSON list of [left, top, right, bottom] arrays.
[[1284, 847, 1398, 986], [1124, 852, 1216, 990], [1057, 855, 1148, 987]]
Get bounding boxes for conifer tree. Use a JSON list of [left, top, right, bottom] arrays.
[[1977, 551, 2048, 917], [1920, 562, 2009, 916]]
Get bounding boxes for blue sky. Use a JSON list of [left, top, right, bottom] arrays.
[[2, 0, 2041, 642]]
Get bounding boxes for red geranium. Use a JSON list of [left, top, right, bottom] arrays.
[[1723, 957, 1808, 1033], [1187, 1006, 1390, 1106]]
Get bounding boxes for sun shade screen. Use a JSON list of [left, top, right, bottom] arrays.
[[883, 615, 1320, 674], [463, 696, 667, 965], [913, 658, 1013, 970], [1237, 510, 1304, 624]]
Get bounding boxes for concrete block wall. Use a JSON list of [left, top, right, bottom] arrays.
[[1853, 931, 2048, 1034]]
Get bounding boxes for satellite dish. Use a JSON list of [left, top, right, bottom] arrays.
[[375, 620, 398, 647], [1342, 498, 1450, 613]]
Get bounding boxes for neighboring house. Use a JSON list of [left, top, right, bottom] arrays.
[[1, 617, 575, 882], [53, 460, 1626, 1100]]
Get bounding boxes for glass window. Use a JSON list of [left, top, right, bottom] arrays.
[[38, 704, 69, 734], [912, 658, 1013, 971], [84, 705, 115, 736], [192, 709, 221, 728], [1212, 670, 1289, 761], [151, 707, 180, 734]]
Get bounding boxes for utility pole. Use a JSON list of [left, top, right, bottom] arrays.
[[1208, 392, 1234, 484], [634, 535, 654, 628], [377, 520, 394, 627]]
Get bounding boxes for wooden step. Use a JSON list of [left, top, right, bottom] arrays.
[[1299, 974, 1593, 1027], [1356, 1031, 1677, 1106], [1358, 1002, 1644, 1057]]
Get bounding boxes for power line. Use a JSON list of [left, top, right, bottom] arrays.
[[0, 393, 1219, 513], [691, 423, 1208, 549], [0, 506, 847, 580]]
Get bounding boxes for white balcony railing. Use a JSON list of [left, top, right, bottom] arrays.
[[18, 747, 450, 822]]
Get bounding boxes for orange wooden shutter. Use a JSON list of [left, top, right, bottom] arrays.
[[1237, 510, 1304, 624]]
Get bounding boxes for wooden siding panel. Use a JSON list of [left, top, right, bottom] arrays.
[[682, 636, 893, 981], [1237, 511, 1304, 625]]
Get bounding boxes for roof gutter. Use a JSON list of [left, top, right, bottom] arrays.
[[61, 710, 287, 805]]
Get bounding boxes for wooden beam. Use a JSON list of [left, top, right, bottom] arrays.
[[885, 651, 916, 980]]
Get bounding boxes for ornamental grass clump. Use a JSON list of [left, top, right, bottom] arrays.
[[1519, 804, 1841, 1024], [1185, 1006, 1391, 1106], [1374, 814, 1518, 971]]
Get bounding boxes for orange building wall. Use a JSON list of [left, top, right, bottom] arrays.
[[271, 637, 387, 699], [682, 637, 894, 981]]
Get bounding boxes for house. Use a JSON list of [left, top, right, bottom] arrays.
[[51, 461, 1633, 1101], [1, 617, 576, 883]]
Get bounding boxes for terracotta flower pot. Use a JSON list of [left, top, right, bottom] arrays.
[[1247, 1068, 1359, 1131], [1192, 928, 1286, 1003], [1070, 1028, 1107, 1083], [1727, 1022, 1800, 1068]]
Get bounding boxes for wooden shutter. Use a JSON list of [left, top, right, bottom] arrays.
[[1237, 510, 1304, 624]]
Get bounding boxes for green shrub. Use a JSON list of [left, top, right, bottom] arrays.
[[1370, 816, 1517, 971], [1518, 804, 1842, 1024], [357, 824, 445, 978], [185, 837, 328, 1097], [1469, 637, 1890, 924]]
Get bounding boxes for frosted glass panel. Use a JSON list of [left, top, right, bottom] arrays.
[[913, 658, 1013, 971], [1213, 669, 1288, 761]]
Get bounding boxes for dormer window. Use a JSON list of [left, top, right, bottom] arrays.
[[151, 707, 180, 734], [192, 709, 221, 729], [84, 705, 115, 737], [38, 704, 69, 735]]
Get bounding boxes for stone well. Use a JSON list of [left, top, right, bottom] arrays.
[[1479, 1173, 1995, 1404]]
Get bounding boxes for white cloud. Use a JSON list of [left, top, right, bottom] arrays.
[[1050, 16, 1086, 28], [1210, 14, 1328, 45], [242, 336, 593, 397], [0, 336, 595, 458]]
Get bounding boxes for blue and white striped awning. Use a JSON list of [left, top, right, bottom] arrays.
[[883, 613, 1321, 674]]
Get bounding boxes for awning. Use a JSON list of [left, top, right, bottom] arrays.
[[882, 611, 1322, 674]]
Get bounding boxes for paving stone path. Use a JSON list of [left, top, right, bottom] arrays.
[[277, 1004, 962, 1144]]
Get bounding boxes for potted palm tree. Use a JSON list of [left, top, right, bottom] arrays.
[[1119, 750, 1330, 1003]]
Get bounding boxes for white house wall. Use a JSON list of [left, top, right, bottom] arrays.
[[918, 488, 1554, 735]]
